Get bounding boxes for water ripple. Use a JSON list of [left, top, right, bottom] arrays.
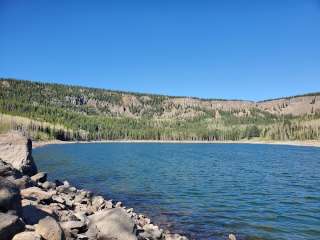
[[34, 143, 320, 240]]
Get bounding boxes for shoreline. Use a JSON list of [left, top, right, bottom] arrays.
[[0, 131, 190, 240], [33, 139, 320, 149], [4, 131, 319, 239]]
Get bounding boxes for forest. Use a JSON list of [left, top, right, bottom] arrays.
[[1, 78, 320, 141]]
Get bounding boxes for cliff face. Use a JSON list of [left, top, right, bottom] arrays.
[[1, 78, 320, 119], [1, 78, 320, 142], [257, 95, 320, 116]]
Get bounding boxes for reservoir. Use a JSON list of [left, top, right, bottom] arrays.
[[33, 143, 320, 240]]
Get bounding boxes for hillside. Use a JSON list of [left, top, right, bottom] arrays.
[[1, 78, 320, 141]]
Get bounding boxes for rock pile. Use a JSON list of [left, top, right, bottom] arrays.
[[0, 161, 189, 240], [0, 133, 189, 240]]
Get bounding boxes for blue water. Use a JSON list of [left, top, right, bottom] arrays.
[[33, 143, 320, 240]]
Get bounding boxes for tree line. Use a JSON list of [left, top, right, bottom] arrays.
[[1, 78, 320, 141]]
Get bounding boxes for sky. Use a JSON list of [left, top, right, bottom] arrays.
[[1, 0, 320, 101]]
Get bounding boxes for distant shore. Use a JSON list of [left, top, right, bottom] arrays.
[[33, 139, 320, 148]]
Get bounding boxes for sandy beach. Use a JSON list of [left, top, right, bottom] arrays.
[[33, 139, 320, 149]]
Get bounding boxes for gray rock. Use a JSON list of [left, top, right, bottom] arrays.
[[31, 172, 47, 183], [105, 200, 113, 209], [164, 233, 189, 240], [74, 194, 85, 204], [42, 181, 56, 190], [65, 199, 74, 208], [25, 224, 36, 231], [74, 212, 89, 225], [21, 186, 54, 202], [22, 204, 56, 225], [84, 191, 93, 198], [0, 159, 22, 179], [35, 216, 65, 240], [77, 234, 89, 239], [86, 208, 137, 240], [0, 212, 25, 240], [14, 176, 33, 189], [56, 210, 78, 222], [137, 214, 151, 227], [140, 224, 163, 240], [63, 181, 70, 187], [74, 203, 90, 215], [12, 231, 41, 240], [0, 132, 37, 176], [50, 202, 66, 211], [56, 185, 74, 195], [127, 208, 134, 214], [52, 195, 65, 204], [0, 176, 22, 215], [91, 195, 105, 211], [229, 233, 237, 240], [60, 220, 86, 231], [69, 187, 77, 193]]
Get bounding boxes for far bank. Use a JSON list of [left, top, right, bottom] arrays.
[[33, 139, 320, 149]]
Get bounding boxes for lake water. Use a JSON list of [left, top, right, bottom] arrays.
[[33, 143, 320, 240]]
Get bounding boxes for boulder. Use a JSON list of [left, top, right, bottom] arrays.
[[0, 176, 22, 215], [22, 203, 57, 225], [31, 172, 47, 183], [140, 224, 163, 240], [63, 181, 70, 187], [60, 220, 87, 240], [0, 159, 22, 179], [60, 220, 86, 232], [35, 216, 65, 240], [86, 208, 137, 240], [42, 181, 56, 190], [229, 234, 237, 240], [0, 132, 37, 176], [56, 185, 74, 195], [74, 212, 89, 224], [21, 186, 54, 202], [52, 195, 65, 204], [91, 195, 105, 211], [26, 224, 36, 231], [69, 186, 77, 193], [137, 214, 151, 227], [77, 234, 89, 239], [14, 176, 33, 189], [74, 193, 85, 204], [165, 233, 189, 240], [0, 212, 25, 240], [115, 201, 123, 208], [55, 210, 78, 222], [74, 204, 94, 216], [105, 200, 114, 209], [12, 231, 41, 240]]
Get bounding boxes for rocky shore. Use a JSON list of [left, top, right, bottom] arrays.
[[0, 132, 190, 240]]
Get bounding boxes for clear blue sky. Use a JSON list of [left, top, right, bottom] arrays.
[[1, 0, 320, 100]]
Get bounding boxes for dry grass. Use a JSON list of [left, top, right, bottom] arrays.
[[0, 113, 70, 140]]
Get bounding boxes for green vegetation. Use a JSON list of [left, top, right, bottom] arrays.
[[1, 78, 320, 141]]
